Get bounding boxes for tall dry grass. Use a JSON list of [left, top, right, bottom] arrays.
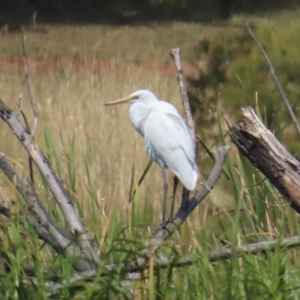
[[0, 22, 230, 246], [1, 17, 300, 298]]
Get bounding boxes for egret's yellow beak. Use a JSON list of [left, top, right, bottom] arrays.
[[104, 95, 136, 106]]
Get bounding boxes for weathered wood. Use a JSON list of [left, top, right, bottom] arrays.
[[230, 107, 300, 214], [0, 98, 100, 270]]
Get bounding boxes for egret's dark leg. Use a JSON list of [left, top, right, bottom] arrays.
[[161, 167, 168, 224], [180, 187, 190, 211], [169, 176, 179, 220]]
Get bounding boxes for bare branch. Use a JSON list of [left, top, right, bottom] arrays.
[[0, 153, 94, 271], [112, 234, 300, 274], [0, 153, 65, 251], [21, 27, 39, 137], [0, 99, 100, 269], [0, 197, 62, 252], [245, 24, 300, 137], [39, 234, 300, 298], [0, 199, 65, 253], [170, 48, 196, 146]]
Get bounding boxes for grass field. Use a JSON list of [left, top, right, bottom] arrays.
[[1, 10, 300, 299], [0, 21, 223, 227]]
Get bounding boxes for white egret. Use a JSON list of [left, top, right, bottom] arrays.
[[104, 90, 199, 222]]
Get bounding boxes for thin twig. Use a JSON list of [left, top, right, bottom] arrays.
[[22, 29, 37, 186], [245, 24, 300, 137], [21, 27, 39, 137], [16, 94, 22, 118], [170, 48, 197, 146]]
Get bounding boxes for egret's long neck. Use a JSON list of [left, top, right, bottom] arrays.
[[129, 101, 155, 137]]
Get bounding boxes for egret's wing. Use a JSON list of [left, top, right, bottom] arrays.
[[155, 101, 195, 163], [144, 101, 199, 190]]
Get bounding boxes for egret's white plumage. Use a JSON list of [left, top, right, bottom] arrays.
[[104, 89, 199, 191]]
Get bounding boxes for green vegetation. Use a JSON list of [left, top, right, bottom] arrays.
[[188, 13, 300, 151], [1, 8, 300, 299]]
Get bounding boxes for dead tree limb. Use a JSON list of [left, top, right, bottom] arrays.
[[36, 234, 300, 298], [0, 153, 95, 271], [245, 24, 300, 137], [0, 99, 100, 269], [0, 153, 68, 247], [110, 234, 300, 274], [230, 107, 300, 214], [0, 200, 61, 253]]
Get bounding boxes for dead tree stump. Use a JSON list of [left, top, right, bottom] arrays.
[[230, 107, 300, 214]]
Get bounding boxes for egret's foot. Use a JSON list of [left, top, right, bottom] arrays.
[[157, 221, 167, 231]]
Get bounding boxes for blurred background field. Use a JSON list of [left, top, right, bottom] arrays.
[[1, 1, 300, 298]]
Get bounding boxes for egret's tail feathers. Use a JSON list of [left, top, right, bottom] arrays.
[[173, 163, 199, 191], [161, 148, 199, 191]]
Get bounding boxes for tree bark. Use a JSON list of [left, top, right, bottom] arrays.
[[230, 107, 300, 214]]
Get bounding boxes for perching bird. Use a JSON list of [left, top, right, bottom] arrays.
[[104, 90, 199, 222]]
